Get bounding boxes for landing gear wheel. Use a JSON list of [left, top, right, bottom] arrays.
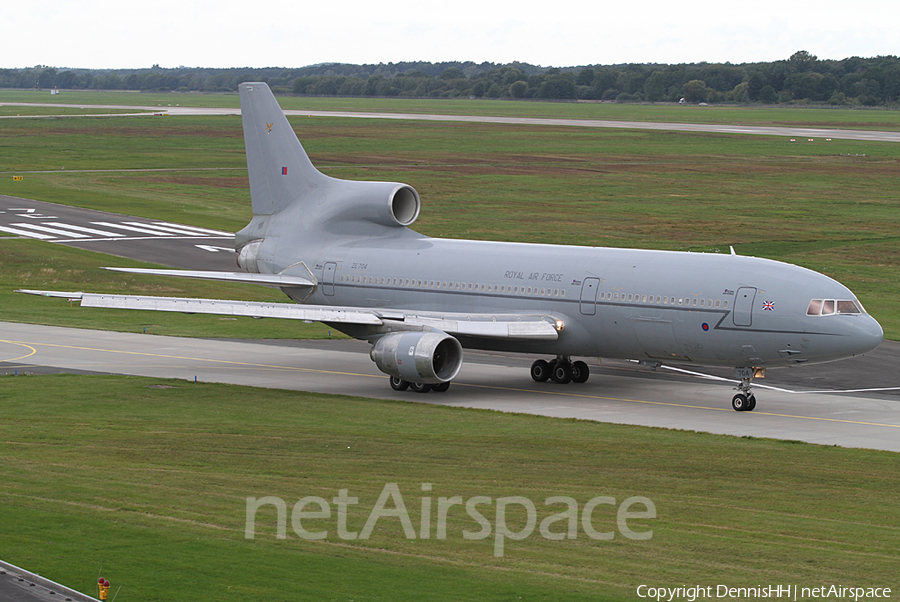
[[390, 376, 409, 391], [571, 360, 590, 384], [732, 394, 749, 411], [409, 382, 432, 393], [552, 362, 573, 384], [432, 382, 450, 393], [732, 373, 758, 411], [530, 360, 551, 382]]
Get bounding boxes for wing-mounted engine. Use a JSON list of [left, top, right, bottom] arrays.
[[370, 331, 463, 384]]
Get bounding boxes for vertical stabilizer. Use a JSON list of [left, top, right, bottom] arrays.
[[239, 82, 330, 215]]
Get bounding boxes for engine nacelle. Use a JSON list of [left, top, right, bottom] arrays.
[[370, 331, 463, 384], [236, 240, 262, 273], [319, 181, 421, 230]]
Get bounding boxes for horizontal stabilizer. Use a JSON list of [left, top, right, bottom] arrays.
[[16, 289, 85, 299], [102, 267, 316, 288]]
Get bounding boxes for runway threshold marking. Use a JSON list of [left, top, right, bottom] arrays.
[[8, 337, 900, 430]]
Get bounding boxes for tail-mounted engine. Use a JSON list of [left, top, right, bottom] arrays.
[[370, 331, 463, 384], [319, 181, 421, 230]]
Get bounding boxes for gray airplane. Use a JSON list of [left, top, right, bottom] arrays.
[[21, 82, 884, 411]]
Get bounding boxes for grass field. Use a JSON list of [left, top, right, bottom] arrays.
[[2, 110, 899, 338], [0, 240, 337, 339], [3, 87, 900, 129], [1, 95, 898, 600], [1, 375, 897, 601]]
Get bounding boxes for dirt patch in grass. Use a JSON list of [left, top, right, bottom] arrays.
[[133, 175, 248, 188]]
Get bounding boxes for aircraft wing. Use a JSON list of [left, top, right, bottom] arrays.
[[16, 290, 561, 341]]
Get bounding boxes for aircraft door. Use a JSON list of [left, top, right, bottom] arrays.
[[323, 262, 337, 296], [732, 287, 756, 326], [580, 278, 600, 315]]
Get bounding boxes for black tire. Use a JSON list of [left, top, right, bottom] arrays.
[[390, 376, 409, 391], [747, 395, 757, 411], [732, 394, 748, 411], [410, 382, 432, 393], [432, 382, 450, 393], [552, 362, 573, 384], [571, 360, 590, 383], [530, 360, 551, 382]]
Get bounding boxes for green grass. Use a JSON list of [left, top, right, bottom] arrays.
[[1, 375, 897, 601], [1, 101, 899, 600], [0, 239, 340, 339], [3, 87, 900, 129], [0, 239, 343, 339], [3, 112, 898, 338]]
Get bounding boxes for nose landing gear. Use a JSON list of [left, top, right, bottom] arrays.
[[732, 374, 757, 411]]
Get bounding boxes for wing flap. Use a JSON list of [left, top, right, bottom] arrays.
[[102, 267, 316, 288], [79, 293, 383, 324], [402, 314, 560, 340]]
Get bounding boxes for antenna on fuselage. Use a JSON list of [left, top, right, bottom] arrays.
[[730, 245, 737, 256]]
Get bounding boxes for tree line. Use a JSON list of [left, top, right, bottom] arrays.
[[3, 52, 899, 106]]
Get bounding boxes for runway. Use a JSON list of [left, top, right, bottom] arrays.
[[3, 100, 900, 143], [0, 195, 237, 271], [2, 321, 899, 452]]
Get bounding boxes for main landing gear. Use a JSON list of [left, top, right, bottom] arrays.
[[389, 376, 451, 393], [732, 376, 757, 412], [530, 356, 590, 384]]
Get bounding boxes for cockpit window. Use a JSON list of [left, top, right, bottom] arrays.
[[806, 299, 822, 316], [807, 299, 863, 316], [836, 300, 861, 314]]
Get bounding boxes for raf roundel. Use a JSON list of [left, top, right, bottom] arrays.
[[702, 323, 709, 331]]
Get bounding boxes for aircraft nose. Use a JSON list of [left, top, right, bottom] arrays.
[[853, 315, 884, 355]]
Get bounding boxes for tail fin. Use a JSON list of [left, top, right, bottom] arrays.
[[239, 82, 329, 215]]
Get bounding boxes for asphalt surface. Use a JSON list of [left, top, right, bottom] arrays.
[[0, 195, 237, 271], [0, 560, 98, 602], [2, 322, 899, 452], [3, 100, 900, 142]]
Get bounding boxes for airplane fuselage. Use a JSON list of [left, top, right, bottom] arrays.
[[261, 229, 882, 370]]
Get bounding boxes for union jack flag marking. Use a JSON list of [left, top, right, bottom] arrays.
[[762, 301, 775, 311]]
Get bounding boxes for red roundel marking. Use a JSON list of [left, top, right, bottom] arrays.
[[702, 323, 709, 331]]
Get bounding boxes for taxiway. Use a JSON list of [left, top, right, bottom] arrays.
[[2, 321, 899, 452]]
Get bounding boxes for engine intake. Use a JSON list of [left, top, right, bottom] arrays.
[[370, 331, 463, 384]]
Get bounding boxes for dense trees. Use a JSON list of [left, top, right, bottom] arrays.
[[4, 52, 900, 106]]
